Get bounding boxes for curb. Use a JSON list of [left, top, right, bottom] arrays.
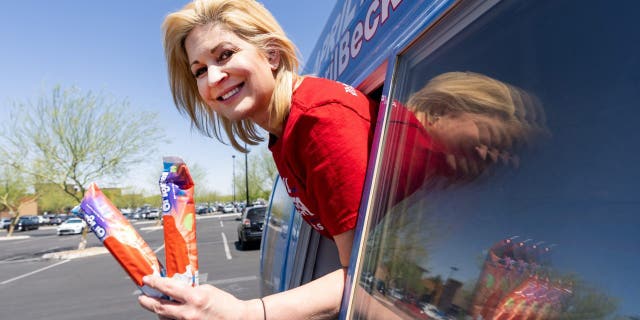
[[0, 235, 31, 241], [42, 247, 109, 260]]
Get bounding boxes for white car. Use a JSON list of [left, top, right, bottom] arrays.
[[146, 209, 160, 219], [57, 218, 87, 236], [1, 218, 11, 229], [421, 303, 447, 320]]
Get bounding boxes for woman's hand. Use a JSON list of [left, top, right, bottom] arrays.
[[138, 275, 262, 320]]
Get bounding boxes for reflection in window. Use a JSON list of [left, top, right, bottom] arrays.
[[352, 1, 640, 319], [260, 176, 295, 294]]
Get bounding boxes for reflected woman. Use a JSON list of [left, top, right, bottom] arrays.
[[406, 71, 549, 183], [382, 71, 549, 200]]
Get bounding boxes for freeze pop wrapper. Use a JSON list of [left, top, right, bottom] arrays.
[[159, 156, 199, 286], [78, 183, 166, 298]]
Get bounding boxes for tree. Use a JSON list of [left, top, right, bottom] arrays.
[[0, 165, 34, 237], [35, 183, 78, 213], [190, 162, 222, 206], [113, 191, 146, 210], [188, 162, 210, 201], [234, 147, 277, 204], [0, 85, 164, 248]]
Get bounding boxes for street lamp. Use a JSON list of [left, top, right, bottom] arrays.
[[232, 155, 236, 204], [244, 143, 250, 206]]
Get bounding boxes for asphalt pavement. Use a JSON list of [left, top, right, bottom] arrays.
[[0, 213, 261, 320]]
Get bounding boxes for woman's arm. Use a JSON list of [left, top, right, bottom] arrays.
[[260, 229, 354, 319], [138, 230, 355, 320]]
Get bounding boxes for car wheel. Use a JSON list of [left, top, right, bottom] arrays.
[[239, 237, 247, 250]]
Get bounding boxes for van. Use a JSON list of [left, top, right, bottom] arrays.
[[261, 0, 640, 319]]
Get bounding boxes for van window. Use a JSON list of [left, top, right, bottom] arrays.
[[350, 1, 639, 319]]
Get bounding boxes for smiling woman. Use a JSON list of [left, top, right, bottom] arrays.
[[185, 24, 279, 129], [136, 0, 377, 319]]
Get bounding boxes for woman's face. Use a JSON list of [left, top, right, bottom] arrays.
[[421, 109, 522, 162], [185, 24, 279, 128]]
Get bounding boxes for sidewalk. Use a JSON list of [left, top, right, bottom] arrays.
[[0, 235, 30, 241], [41, 246, 108, 260]]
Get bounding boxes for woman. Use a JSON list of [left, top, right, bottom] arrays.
[[139, 0, 376, 318]]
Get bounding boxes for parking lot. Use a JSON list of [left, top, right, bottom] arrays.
[[0, 213, 261, 320]]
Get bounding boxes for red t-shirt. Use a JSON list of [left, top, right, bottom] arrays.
[[269, 77, 377, 238]]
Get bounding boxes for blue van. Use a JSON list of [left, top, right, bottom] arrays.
[[261, 1, 640, 319]]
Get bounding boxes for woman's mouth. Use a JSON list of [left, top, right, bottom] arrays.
[[217, 83, 244, 101]]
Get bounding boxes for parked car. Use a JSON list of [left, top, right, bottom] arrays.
[[136, 207, 151, 219], [43, 214, 57, 225], [130, 211, 141, 219], [146, 208, 160, 220], [1, 218, 12, 229], [12, 215, 40, 231], [57, 218, 87, 235], [50, 214, 69, 225], [420, 303, 448, 320], [197, 207, 214, 215], [49, 215, 62, 225], [223, 204, 235, 214], [237, 205, 266, 250], [388, 287, 405, 301]]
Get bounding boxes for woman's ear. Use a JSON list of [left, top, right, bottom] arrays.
[[267, 49, 280, 71]]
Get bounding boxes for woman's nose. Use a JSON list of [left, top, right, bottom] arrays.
[[207, 65, 226, 86]]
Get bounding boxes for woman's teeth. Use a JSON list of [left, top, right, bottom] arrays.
[[219, 87, 240, 101]]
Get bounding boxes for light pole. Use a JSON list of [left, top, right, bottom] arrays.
[[232, 155, 236, 204], [244, 143, 250, 206]]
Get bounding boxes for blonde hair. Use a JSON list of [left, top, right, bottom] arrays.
[[162, 0, 300, 152], [408, 71, 548, 144]]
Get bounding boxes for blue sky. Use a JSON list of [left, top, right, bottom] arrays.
[[0, 0, 336, 195]]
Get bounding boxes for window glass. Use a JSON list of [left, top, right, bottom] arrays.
[[247, 207, 266, 220], [260, 176, 296, 294], [352, 1, 639, 319]]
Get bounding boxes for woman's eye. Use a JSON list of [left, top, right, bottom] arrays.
[[193, 67, 207, 78], [218, 49, 235, 62], [429, 105, 450, 120], [430, 110, 444, 120]]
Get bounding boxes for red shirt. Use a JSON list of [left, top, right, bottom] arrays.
[[269, 77, 377, 238]]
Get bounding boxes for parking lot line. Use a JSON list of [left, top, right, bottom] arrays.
[[0, 259, 70, 285], [221, 233, 232, 260], [154, 244, 165, 254], [208, 275, 258, 286]]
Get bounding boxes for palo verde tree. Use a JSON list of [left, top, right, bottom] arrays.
[[0, 164, 35, 237], [234, 147, 277, 204], [0, 85, 163, 248], [189, 162, 222, 205]]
